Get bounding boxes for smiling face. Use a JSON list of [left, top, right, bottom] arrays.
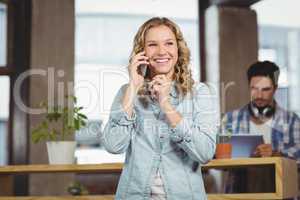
[[250, 76, 277, 108], [144, 25, 178, 79]]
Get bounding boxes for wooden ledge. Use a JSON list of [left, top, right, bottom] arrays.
[[203, 157, 286, 169], [0, 163, 123, 174], [0, 157, 294, 174], [0, 195, 114, 200], [0, 157, 297, 199]]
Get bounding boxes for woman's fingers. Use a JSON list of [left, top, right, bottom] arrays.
[[151, 75, 169, 85], [150, 75, 172, 95], [132, 56, 149, 64], [128, 52, 150, 88], [153, 74, 167, 81], [131, 60, 149, 69], [129, 52, 149, 78], [131, 51, 148, 65]]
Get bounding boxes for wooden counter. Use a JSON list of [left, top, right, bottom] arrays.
[[204, 157, 298, 200], [0, 157, 298, 200], [0, 157, 289, 173], [0, 196, 114, 200], [0, 163, 123, 174]]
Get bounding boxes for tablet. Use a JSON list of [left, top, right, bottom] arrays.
[[219, 134, 264, 158], [231, 134, 264, 158]]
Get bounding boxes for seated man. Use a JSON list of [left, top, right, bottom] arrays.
[[222, 60, 300, 161]]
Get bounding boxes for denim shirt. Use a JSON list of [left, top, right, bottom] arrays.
[[222, 103, 300, 162], [103, 82, 218, 200]]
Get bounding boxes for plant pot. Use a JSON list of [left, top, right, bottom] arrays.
[[215, 143, 232, 159], [46, 141, 77, 164]]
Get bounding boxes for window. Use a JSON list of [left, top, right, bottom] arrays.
[[0, 2, 7, 66], [253, 0, 300, 114], [0, 1, 9, 166], [74, 0, 200, 164], [0, 76, 10, 165]]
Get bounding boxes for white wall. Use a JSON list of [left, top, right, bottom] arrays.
[[0, 77, 9, 119], [76, 0, 198, 19], [0, 3, 7, 66], [252, 0, 300, 28]]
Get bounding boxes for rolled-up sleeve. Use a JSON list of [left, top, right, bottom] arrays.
[[102, 84, 136, 154], [169, 83, 218, 164]]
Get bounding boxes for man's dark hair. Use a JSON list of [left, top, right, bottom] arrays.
[[247, 61, 280, 86]]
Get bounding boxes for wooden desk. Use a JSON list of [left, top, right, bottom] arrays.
[[0, 157, 297, 200], [0, 163, 123, 198], [0, 163, 123, 174], [0, 196, 114, 200], [204, 157, 298, 200]]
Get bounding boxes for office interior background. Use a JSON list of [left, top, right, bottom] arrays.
[[0, 0, 300, 196]]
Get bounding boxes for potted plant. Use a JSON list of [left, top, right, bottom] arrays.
[[31, 95, 88, 164], [67, 181, 89, 195], [215, 122, 233, 159]]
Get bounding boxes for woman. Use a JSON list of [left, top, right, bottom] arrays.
[[103, 17, 217, 200]]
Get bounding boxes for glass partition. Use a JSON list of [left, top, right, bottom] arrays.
[[0, 2, 7, 66], [0, 76, 10, 165], [253, 0, 300, 115]]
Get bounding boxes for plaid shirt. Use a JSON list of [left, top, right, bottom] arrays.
[[222, 103, 300, 162]]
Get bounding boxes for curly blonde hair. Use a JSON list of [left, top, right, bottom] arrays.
[[129, 17, 194, 97]]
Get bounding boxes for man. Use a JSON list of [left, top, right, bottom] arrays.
[[222, 61, 300, 161], [220, 61, 300, 195]]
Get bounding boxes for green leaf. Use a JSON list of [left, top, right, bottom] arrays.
[[32, 130, 48, 143], [71, 96, 77, 104], [31, 95, 89, 143], [74, 119, 80, 130], [49, 133, 57, 141], [78, 113, 87, 119], [81, 121, 86, 126]]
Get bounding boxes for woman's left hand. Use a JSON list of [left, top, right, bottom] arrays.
[[150, 75, 172, 107]]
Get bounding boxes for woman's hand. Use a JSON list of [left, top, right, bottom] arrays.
[[150, 75, 182, 127], [128, 51, 149, 90], [122, 52, 148, 117], [150, 75, 172, 108]]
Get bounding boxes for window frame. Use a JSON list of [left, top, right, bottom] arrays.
[[0, 0, 31, 195], [0, 0, 12, 165], [0, 1, 14, 71]]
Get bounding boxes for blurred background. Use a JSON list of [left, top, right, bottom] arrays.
[[1, 0, 300, 196]]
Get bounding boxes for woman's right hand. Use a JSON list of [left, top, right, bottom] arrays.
[[128, 51, 149, 89]]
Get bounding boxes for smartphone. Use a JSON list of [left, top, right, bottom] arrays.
[[138, 64, 148, 77]]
